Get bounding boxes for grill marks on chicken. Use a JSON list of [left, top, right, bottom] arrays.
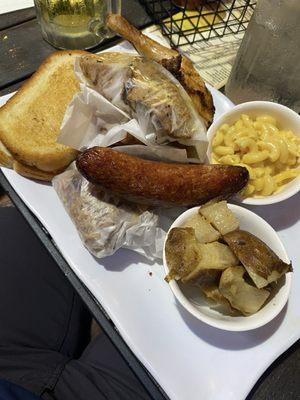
[[106, 14, 215, 127]]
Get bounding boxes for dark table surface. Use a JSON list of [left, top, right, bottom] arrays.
[[0, 5, 299, 400]]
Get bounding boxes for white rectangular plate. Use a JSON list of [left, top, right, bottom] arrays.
[[1, 42, 300, 400]]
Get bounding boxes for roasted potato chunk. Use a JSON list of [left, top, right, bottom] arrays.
[[165, 227, 200, 282], [165, 227, 238, 283], [223, 230, 292, 288], [201, 284, 227, 304], [200, 284, 235, 314], [200, 200, 239, 235], [182, 241, 239, 283], [193, 269, 221, 287], [219, 266, 270, 315], [183, 213, 220, 243]]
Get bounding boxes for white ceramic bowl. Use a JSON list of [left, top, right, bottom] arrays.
[[207, 101, 300, 205], [163, 204, 292, 331]]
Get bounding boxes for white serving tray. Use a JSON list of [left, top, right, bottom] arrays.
[[1, 43, 300, 400]]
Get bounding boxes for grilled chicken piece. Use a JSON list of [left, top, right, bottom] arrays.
[[106, 14, 215, 127], [125, 58, 202, 139], [79, 54, 206, 140], [79, 52, 134, 114], [107, 14, 181, 74], [178, 57, 214, 129]]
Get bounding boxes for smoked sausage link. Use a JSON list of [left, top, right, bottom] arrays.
[[76, 147, 249, 207]]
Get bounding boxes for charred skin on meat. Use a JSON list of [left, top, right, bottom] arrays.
[[76, 147, 249, 207]]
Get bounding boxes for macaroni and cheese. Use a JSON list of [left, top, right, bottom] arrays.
[[211, 114, 300, 197]]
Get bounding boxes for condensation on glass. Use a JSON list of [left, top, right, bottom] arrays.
[[34, 0, 121, 50], [226, 0, 300, 113]]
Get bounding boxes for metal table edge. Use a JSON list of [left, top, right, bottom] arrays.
[[0, 170, 168, 400]]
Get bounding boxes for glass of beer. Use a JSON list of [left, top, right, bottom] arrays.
[[34, 0, 121, 50]]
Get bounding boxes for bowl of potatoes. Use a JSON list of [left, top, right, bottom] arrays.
[[163, 200, 292, 331]]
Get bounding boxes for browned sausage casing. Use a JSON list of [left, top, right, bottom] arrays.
[[76, 147, 249, 207]]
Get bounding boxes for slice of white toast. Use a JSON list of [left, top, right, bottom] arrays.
[[0, 50, 88, 180]]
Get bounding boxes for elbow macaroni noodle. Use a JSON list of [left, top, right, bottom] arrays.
[[212, 114, 300, 197]]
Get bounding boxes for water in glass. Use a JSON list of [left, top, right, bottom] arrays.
[[226, 0, 300, 113]]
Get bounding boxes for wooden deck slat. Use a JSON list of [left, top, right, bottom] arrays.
[[0, 7, 36, 31]]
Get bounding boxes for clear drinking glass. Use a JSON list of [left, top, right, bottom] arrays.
[[34, 0, 121, 50], [225, 0, 300, 113]]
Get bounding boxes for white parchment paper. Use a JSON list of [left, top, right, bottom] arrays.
[[54, 50, 209, 260]]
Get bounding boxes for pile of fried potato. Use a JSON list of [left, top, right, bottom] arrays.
[[165, 201, 292, 315]]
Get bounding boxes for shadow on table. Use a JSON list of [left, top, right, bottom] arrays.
[[241, 191, 300, 231], [176, 301, 287, 351], [96, 248, 155, 272]]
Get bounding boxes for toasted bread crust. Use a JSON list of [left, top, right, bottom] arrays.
[[0, 140, 14, 168], [0, 50, 87, 174], [12, 161, 57, 181]]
